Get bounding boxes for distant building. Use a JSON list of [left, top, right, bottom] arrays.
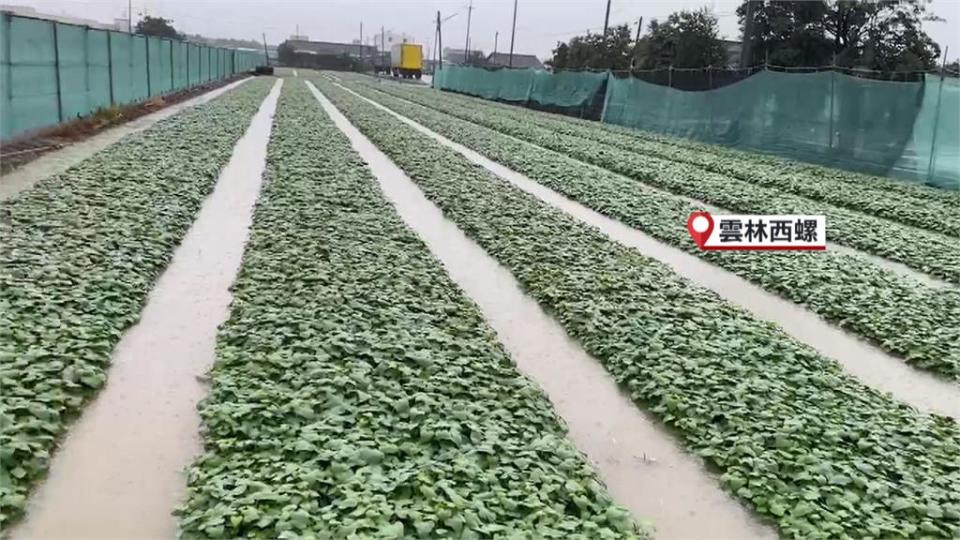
[[284, 39, 376, 59], [487, 52, 543, 70], [443, 48, 484, 65], [721, 39, 742, 69]]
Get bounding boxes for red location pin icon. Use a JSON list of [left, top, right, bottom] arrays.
[[687, 211, 714, 248]]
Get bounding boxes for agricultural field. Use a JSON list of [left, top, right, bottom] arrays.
[[335, 77, 960, 381], [1, 70, 958, 540], [0, 78, 275, 526], [176, 80, 643, 539]]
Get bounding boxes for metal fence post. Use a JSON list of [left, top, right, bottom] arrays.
[[707, 66, 713, 140], [129, 33, 134, 100], [83, 26, 90, 98], [145, 37, 152, 96], [107, 31, 115, 105], [5, 14, 13, 106], [52, 21, 64, 121], [828, 67, 836, 151]]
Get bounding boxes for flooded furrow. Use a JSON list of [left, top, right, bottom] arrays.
[[10, 78, 282, 540], [374, 83, 956, 290], [307, 80, 776, 539], [333, 82, 960, 421], [1, 77, 252, 202]]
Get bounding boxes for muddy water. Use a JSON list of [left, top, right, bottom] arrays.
[[10, 78, 282, 540], [0, 77, 252, 202], [334, 82, 960, 421], [307, 81, 776, 539]]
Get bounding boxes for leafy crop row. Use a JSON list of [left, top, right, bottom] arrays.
[[351, 74, 960, 211], [340, 80, 960, 381], [359, 80, 960, 283], [0, 78, 275, 528], [315, 78, 960, 539], [176, 81, 645, 539]]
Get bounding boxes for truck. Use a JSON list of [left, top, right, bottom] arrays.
[[390, 43, 423, 79]]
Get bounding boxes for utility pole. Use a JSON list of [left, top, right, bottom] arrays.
[[629, 17, 642, 69], [464, 0, 473, 65], [508, 0, 518, 67], [437, 11, 443, 69], [128, 0, 132, 32], [494, 31, 499, 57], [381, 26, 385, 71], [602, 0, 612, 37], [359, 22, 363, 72], [262, 32, 270, 66]]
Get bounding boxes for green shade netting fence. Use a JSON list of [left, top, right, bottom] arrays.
[[1, 14, 268, 140], [891, 75, 960, 189], [603, 70, 959, 190], [433, 66, 605, 108]]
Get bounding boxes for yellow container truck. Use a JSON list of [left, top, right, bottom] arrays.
[[391, 43, 423, 79]]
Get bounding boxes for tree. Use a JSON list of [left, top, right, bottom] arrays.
[[635, 9, 728, 69], [135, 16, 184, 40], [547, 24, 635, 70], [738, 0, 941, 70]]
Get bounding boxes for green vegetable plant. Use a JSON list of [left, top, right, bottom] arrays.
[[315, 78, 960, 539], [355, 78, 960, 283], [0, 78, 276, 528], [339, 80, 960, 381], [349, 73, 960, 214], [176, 81, 645, 540]]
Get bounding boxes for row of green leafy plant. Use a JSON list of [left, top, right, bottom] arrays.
[[176, 80, 645, 539], [0, 78, 276, 528], [349, 74, 960, 212], [315, 77, 960, 539], [340, 80, 960, 381], [359, 79, 960, 284]]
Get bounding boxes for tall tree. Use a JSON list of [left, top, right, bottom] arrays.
[[738, 0, 941, 70], [547, 24, 636, 70], [633, 9, 728, 69], [135, 16, 184, 40]]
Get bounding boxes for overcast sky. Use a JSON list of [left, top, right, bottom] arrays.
[[9, 0, 960, 62]]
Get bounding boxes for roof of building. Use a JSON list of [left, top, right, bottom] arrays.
[[486, 52, 543, 70], [285, 39, 377, 57], [442, 48, 484, 65]]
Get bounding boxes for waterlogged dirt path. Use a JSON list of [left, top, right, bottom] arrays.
[[307, 81, 776, 539], [332, 82, 960, 421], [0, 78, 252, 202], [10, 79, 282, 540]]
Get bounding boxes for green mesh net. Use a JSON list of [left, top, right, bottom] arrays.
[[603, 70, 958, 190], [433, 66, 605, 108], [434, 63, 957, 189], [1, 14, 264, 140]]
